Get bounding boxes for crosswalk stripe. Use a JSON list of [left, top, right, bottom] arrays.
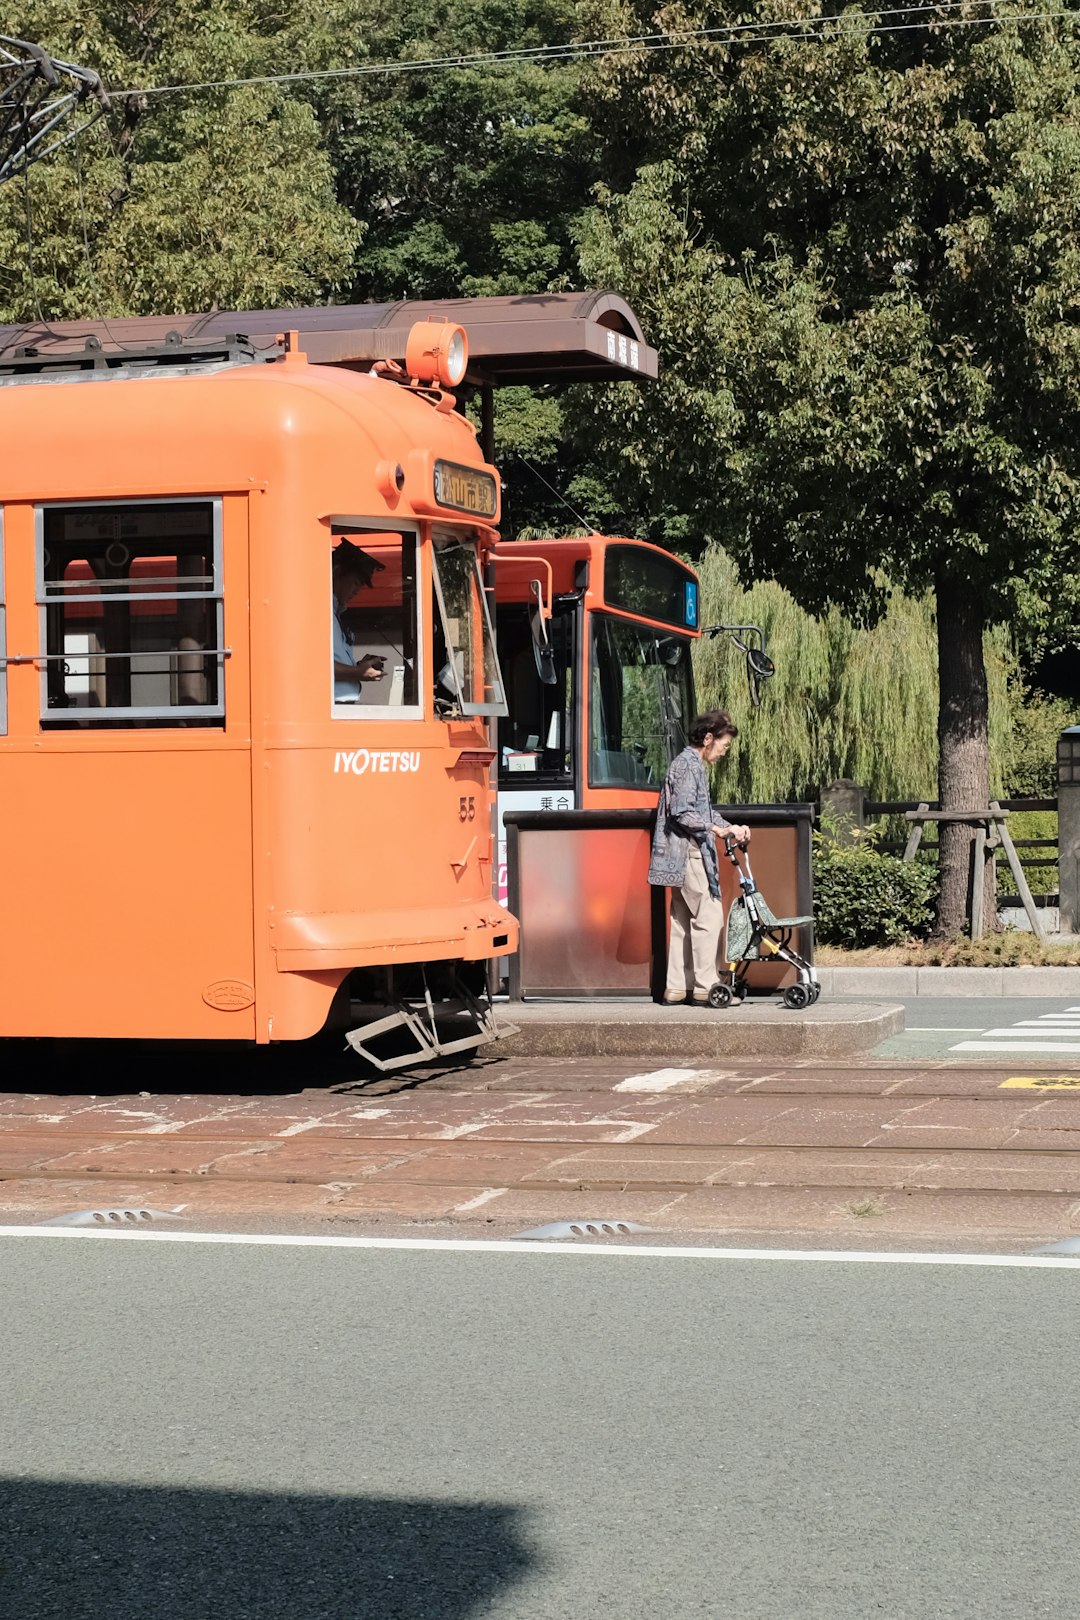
[[978, 1027, 1080, 1038], [1009, 1020, 1080, 1029], [951, 1039, 1080, 1054]]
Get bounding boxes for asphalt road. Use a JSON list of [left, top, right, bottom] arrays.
[[869, 996, 1080, 1060], [3, 1233, 1079, 1618]]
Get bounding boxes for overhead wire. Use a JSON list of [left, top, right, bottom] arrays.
[[107, 2, 1078, 101]]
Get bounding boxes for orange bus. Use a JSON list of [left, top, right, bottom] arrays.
[[0, 324, 516, 1067], [491, 534, 701, 902]]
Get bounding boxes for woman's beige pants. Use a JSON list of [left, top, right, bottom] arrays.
[[666, 844, 725, 1001]]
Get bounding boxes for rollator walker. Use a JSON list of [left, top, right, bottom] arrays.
[[706, 834, 820, 1010]]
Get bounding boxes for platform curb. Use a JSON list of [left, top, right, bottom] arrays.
[[817, 966, 1080, 998], [494, 1002, 904, 1059]]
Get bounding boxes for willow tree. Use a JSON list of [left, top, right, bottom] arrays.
[[574, 4, 1080, 934], [694, 545, 1019, 805]]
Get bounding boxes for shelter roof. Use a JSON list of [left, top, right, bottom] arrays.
[[0, 291, 657, 386]]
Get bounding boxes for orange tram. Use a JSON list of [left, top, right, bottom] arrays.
[[0, 323, 516, 1066]]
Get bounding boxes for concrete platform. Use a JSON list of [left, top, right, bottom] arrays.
[[494, 998, 903, 1058]]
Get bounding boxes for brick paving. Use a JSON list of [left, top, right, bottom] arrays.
[[2, 1055, 1080, 1245]]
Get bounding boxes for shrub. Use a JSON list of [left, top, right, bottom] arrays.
[[813, 819, 937, 948]]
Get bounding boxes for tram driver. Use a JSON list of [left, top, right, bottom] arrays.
[[332, 539, 387, 699]]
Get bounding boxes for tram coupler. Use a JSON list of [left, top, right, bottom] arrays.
[[344, 968, 518, 1072]]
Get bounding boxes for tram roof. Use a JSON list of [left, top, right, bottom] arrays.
[[0, 291, 658, 386]]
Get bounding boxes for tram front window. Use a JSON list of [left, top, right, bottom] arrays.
[[589, 615, 693, 790], [432, 533, 507, 718]]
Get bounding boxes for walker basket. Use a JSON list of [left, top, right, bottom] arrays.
[[726, 894, 815, 963]]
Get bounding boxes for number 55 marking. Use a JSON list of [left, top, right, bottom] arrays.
[[459, 795, 476, 822]]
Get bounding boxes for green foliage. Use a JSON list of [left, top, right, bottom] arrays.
[[1002, 685, 1078, 797], [0, 3, 361, 319], [1005, 810, 1058, 896], [573, 117, 1080, 633], [570, 0, 1080, 939], [572, 8, 1080, 933], [303, 0, 594, 302], [813, 818, 937, 948]]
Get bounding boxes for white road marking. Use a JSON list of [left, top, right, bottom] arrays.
[[452, 1188, 508, 1212], [977, 1027, 1080, 1039], [950, 1004, 1080, 1055], [614, 1068, 713, 1093], [0, 1226, 1077, 1267], [952, 1040, 1080, 1054], [1007, 1019, 1080, 1028], [610, 1121, 660, 1142]]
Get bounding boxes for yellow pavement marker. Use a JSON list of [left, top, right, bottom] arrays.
[[999, 1076, 1080, 1090]]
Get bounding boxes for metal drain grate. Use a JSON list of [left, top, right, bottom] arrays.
[[37, 1207, 182, 1227], [512, 1220, 655, 1241], [1033, 1235, 1080, 1255]]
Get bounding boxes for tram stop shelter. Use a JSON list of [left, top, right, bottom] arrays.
[[0, 290, 657, 462]]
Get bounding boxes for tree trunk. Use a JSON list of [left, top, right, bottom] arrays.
[[934, 569, 993, 937]]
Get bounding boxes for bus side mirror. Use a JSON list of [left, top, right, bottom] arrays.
[[529, 581, 558, 685], [702, 623, 775, 707]]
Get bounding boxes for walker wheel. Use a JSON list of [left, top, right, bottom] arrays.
[[707, 982, 734, 1009], [783, 983, 811, 1011], [808, 983, 821, 1005]]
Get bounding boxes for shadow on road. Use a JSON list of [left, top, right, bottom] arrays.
[[1, 1035, 506, 1099], [0, 1477, 535, 1618]]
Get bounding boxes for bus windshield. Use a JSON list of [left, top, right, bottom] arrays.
[[589, 614, 694, 790]]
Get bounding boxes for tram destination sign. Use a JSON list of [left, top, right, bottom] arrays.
[[433, 459, 498, 518]]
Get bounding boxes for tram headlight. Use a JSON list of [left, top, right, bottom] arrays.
[[405, 321, 469, 388]]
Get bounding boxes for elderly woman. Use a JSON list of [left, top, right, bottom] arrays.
[[648, 709, 751, 1006]]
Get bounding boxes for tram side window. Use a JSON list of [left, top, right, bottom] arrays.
[[0, 508, 6, 738], [332, 531, 419, 714], [39, 501, 223, 729], [0, 510, 6, 737]]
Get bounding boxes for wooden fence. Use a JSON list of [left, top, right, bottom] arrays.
[[829, 796, 1059, 905]]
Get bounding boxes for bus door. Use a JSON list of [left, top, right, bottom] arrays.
[[495, 595, 578, 905]]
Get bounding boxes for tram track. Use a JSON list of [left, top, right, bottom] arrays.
[[2, 1125, 1080, 1158], [3, 1063, 1080, 1240]]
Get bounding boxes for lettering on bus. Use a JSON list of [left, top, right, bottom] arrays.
[[432, 460, 498, 518], [334, 749, 422, 776]]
